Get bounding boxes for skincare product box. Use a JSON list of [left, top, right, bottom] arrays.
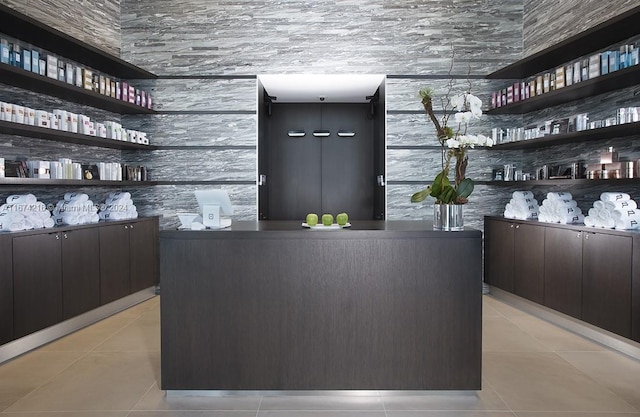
[[555, 67, 565, 89], [573, 61, 582, 83], [115, 81, 121, 100], [22, 49, 31, 71], [536, 75, 543, 95], [105, 77, 111, 96], [25, 107, 35, 125], [46, 55, 58, 79], [35, 110, 49, 128], [31, 50, 39, 73], [48, 112, 59, 130], [97, 122, 107, 138], [565, 64, 573, 86], [12, 44, 21, 67], [588, 54, 600, 79], [601, 51, 610, 75], [0, 158, 4, 178], [110, 80, 116, 98], [75, 67, 83, 87], [99, 75, 106, 95], [38, 59, 46, 76], [121, 82, 129, 102], [11, 105, 25, 124], [1, 102, 12, 121], [600, 146, 619, 164], [128, 85, 135, 104], [57, 59, 65, 82], [506, 85, 513, 104], [581, 58, 589, 81], [65, 63, 74, 84], [82, 68, 93, 90], [609, 50, 620, 72], [542, 73, 550, 93], [67, 112, 78, 133], [0, 39, 9, 64], [28, 161, 50, 179]]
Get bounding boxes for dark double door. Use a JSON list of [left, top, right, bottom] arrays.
[[261, 102, 380, 221]]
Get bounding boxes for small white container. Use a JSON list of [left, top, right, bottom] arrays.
[[11, 105, 25, 124]]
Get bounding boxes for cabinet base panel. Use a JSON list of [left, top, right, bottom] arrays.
[[488, 286, 640, 360], [0, 287, 156, 364]]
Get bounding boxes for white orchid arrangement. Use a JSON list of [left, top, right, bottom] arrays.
[[411, 85, 493, 205]]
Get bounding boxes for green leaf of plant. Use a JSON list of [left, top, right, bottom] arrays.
[[411, 188, 431, 203], [439, 185, 457, 204], [456, 178, 474, 199], [430, 171, 450, 197]]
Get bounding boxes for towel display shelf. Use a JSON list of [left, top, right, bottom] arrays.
[[484, 216, 640, 343]]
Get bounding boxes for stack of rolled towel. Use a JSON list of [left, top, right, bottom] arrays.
[[0, 194, 55, 231], [538, 192, 585, 224], [99, 191, 138, 221], [504, 191, 540, 220], [584, 192, 640, 230], [52, 192, 100, 226]]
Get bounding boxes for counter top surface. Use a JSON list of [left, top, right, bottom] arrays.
[[161, 220, 481, 239]]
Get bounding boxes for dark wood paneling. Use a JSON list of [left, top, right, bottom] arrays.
[[513, 223, 545, 304], [160, 222, 482, 390], [129, 218, 159, 293], [61, 228, 100, 319], [266, 103, 322, 220], [633, 235, 640, 342], [99, 223, 131, 304], [13, 233, 63, 338], [582, 232, 632, 338], [0, 235, 13, 344], [544, 227, 583, 318], [320, 104, 374, 220], [484, 218, 515, 292]]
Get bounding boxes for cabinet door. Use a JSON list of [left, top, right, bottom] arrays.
[[544, 228, 583, 318], [513, 223, 545, 304], [129, 218, 158, 293], [61, 228, 100, 319], [13, 233, 63, 338], [484, 219, 514, 292], [99, 223, 130, 304], [582, 232, 632, 338], [0, 234, 13, 344]]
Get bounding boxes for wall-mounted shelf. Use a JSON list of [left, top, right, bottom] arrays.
[[480, 178, 640, 186], [487, 65, 640, 115], [491, 122, 640, 150], [0, 4, 156, 80], [487, 5, 640, 79], [0, 178, 157, 186], [0, 120, 157, 150], [0, 65, 156, 115]]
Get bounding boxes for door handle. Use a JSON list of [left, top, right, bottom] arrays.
[[377, 175, 385, 186], [258, 174, 267, 186]]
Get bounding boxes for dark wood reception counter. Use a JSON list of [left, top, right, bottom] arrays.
[[160, 220, 482, 391]]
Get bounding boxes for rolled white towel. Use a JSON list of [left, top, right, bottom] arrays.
[[107, 191, 131, 200], [593, 200, 606, 210], [600, 192, 630, 202], [105, 196, 132, 206], [0, 219, 26, 231], [89, 213, 100, 223], [604, 200, 637, 211], [43, 217, 55, 228], [558, 213, 585, 224], [6, 194, 37, 205], [597, 209, 612, 220], [547, 192, 572, 201], [512, 191, 534, 200], [64, 192, 89, 202], [584, 216, 595, 227]]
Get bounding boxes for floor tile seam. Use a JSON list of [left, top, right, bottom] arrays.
[[2, 347, 97, 412], [129, 380, 158, 413], [255, 395, 264, 417], [88, 316, 150, 353], [479, 374, 517, 415], [549, 350, 640, 413]]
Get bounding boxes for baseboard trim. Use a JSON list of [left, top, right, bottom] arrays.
[[488, 287, 640, 361], [0, 287, 157, 364]]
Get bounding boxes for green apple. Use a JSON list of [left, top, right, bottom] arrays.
[[321, 213, 333, 226], [336, 212, 349, 226], [306, 213, 318, 226]]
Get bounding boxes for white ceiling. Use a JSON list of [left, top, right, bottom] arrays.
[[258, 74, 385, 103]]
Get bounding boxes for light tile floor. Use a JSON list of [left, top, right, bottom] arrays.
[[1, 295, 640, 417]]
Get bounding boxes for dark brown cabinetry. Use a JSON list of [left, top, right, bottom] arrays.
[[544, 227, 583, 318], [2, 217, 158, 344], [485, 216, 637, 342], [13, 232, 63, 338], [484, 220, 544, 303], [61, 228, 101, 319], [0, 234, 13, 344], [582, 231, 632, 338], [13, 228, 101, 337], [100, 217, 158, 304]]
